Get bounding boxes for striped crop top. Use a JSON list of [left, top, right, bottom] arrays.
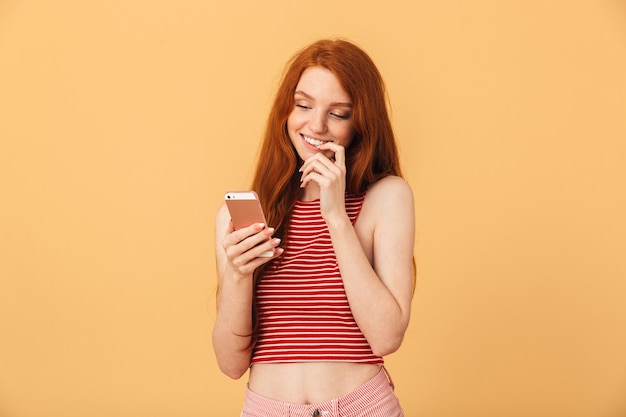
[[251, 194, 383, 365]]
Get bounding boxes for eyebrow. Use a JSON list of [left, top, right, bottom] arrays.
[[294, 90, 353, 108]]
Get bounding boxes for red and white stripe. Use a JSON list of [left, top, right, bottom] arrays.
[[251, 195, 383, 365]]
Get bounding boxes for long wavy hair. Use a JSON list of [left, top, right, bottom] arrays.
[[248, 39, 405, 342], [252, 39, 403, 238]]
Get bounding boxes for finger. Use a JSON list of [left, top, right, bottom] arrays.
[[223, 224, 273, 258], [319, 142, 345, 165], [300, 165, 334, 188], [223, 222, 265, 246], [236, 245, 284, 274], [300, 155, 335, 179], [301, 168, 341, 189], [238, 236, 281, 263], [306, 156, 344, 179], [240, 227, 276, 252], [233, 236, 283, 272], [300, 152, 332, 173]]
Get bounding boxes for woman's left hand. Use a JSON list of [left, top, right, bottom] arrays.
[[299, 142, 347, 222]]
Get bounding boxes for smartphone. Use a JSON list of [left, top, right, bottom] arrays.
[[224, 191, 273, 257]]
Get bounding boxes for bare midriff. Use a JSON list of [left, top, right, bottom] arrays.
[[248, 362, 381, 404]]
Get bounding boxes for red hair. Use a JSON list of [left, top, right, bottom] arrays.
[[247, 39, 405, 342], [252, 39, 403, 239]]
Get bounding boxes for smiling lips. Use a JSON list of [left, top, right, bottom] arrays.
[[302, 134, 331, 148]]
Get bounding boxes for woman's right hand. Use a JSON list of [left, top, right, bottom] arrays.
[[222, 221, 282, 277], [214, 207, 280, 378]]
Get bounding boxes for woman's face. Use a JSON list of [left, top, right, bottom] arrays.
[[287, 66, 355, 161]]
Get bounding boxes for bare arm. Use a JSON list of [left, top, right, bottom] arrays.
[[212, 204, 282, 379], [327, 177, 415, 356], [300, 143, 415, 356]]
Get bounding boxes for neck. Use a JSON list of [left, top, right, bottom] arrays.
[[300, 183, 320, 202]]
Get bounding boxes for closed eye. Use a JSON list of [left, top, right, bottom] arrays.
[[330, 112, 350, 120]]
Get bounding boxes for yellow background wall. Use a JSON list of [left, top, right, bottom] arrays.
[[1, 1, 625, 416]]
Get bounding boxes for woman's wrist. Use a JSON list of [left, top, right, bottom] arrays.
[[324, 211, 352, 232]]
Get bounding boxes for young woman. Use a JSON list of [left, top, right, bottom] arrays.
[[213, 39, 415, 417]]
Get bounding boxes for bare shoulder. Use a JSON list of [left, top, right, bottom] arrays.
[[364, 175, 414, 211], [357, 176, 414, 235]]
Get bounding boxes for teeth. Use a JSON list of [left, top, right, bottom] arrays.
[[303, 135, 327, 148]]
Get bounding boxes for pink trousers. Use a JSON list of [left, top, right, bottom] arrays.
[[240, 367, 404, 417]]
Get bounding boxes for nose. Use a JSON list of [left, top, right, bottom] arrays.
[[309, 110, 328, 135]]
